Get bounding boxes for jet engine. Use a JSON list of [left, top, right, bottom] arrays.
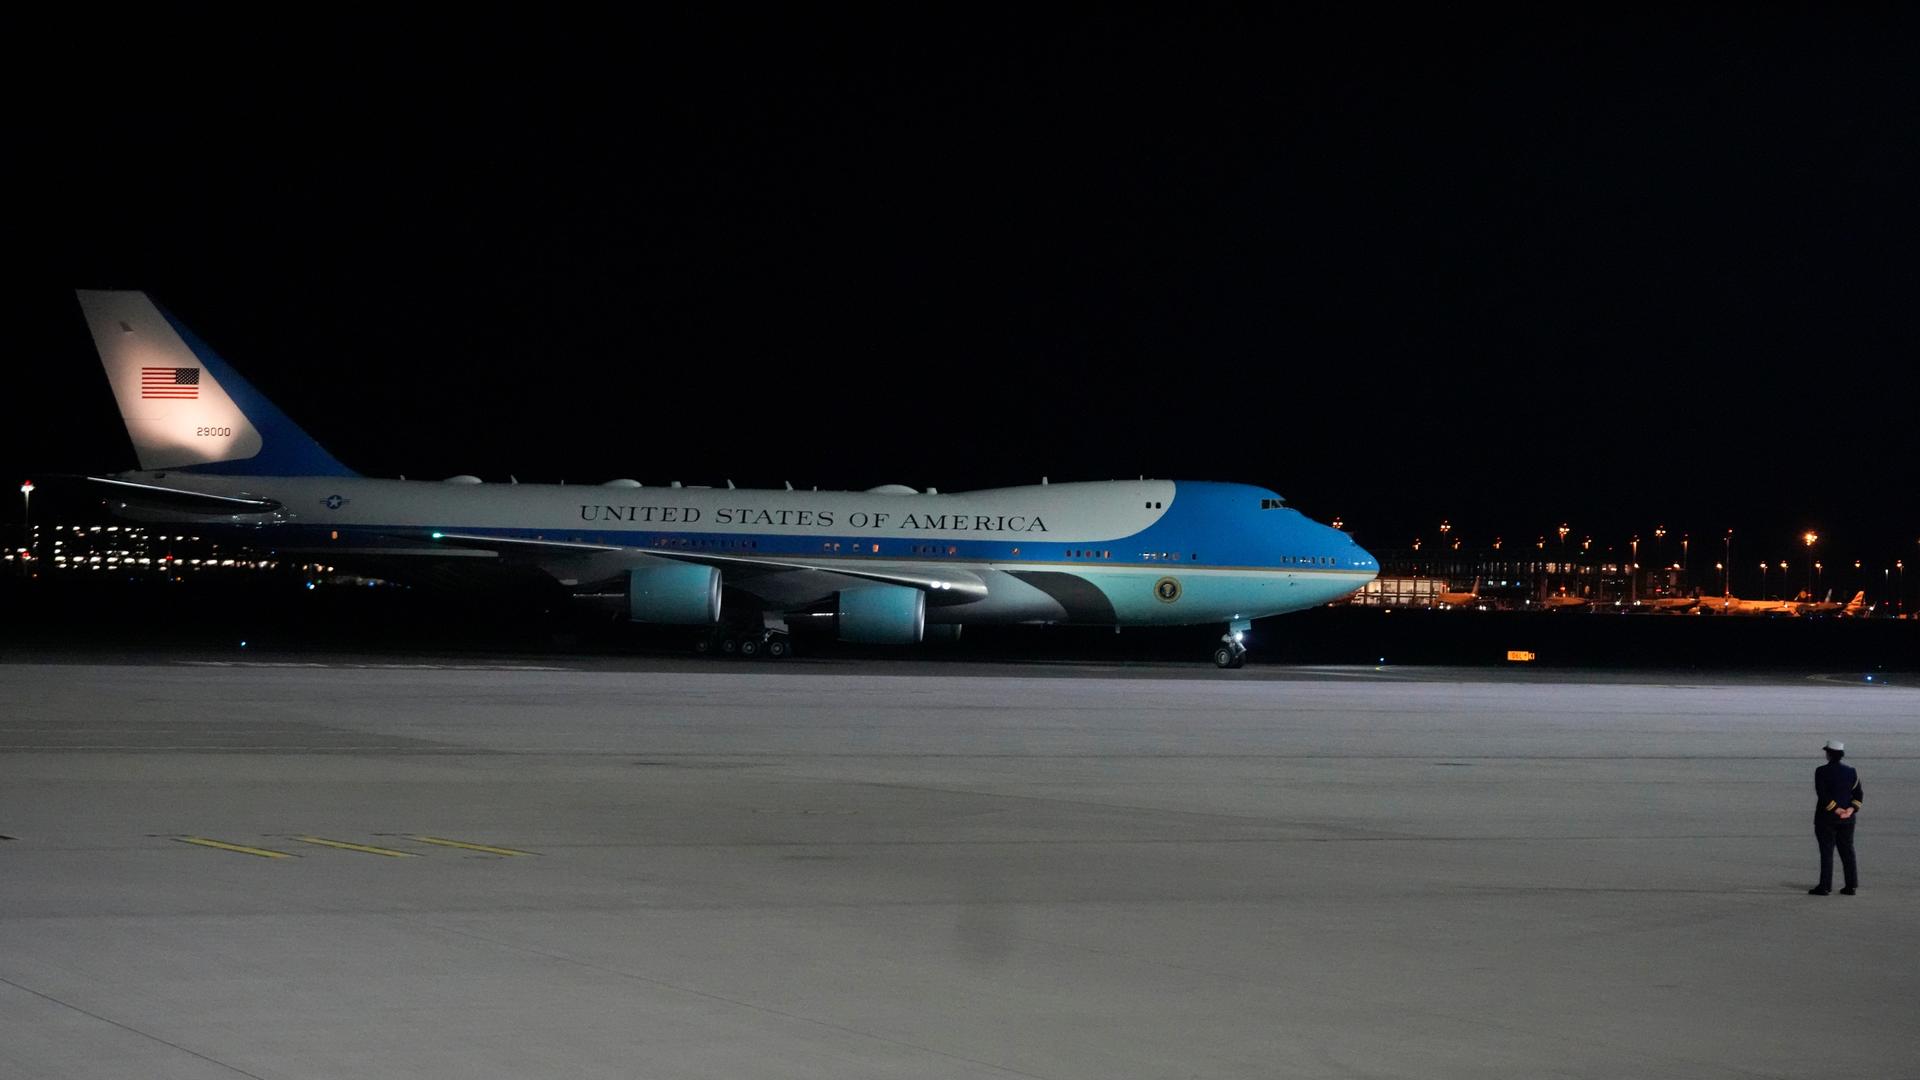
[[836, 584, 926, 644], [628, 564, 722, 625]]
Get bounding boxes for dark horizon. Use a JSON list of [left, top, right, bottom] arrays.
[[11, 10, 1916, 571]]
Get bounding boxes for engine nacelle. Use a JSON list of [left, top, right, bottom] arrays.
[[837, 584, 926, 644], [628, 564, 722, 625]]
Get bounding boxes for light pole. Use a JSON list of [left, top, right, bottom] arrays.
[[1631, 535, 1640, 602], [1558, 524, 1569, 595], [18, 480, 31, 573], [1901, 559, 1907, 616], [1723, 530, 1733, 598], [1761, 561, 1769, 599], [1803, 532, 1818, 597], [1779, 561, 1788, 601]]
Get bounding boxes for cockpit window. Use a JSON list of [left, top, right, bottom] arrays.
[[1259, 498, 1286, 510]]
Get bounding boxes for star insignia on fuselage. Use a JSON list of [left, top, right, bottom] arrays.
[[323, 494, 347, 510]]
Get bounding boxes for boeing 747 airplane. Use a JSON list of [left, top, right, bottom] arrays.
[[66, 290, 1377, 666]]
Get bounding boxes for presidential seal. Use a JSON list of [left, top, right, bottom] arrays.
[[1153, 576, 1182, 603]]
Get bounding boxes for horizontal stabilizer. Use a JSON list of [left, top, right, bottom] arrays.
[[86, 475, 281, 513]]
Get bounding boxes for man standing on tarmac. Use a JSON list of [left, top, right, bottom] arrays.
[[1810, 739, 1864, 896]]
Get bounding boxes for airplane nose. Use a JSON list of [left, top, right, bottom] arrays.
[[1347, 535, 1380, 579]]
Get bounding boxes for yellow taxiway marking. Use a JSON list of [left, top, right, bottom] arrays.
[[407, 835, 537, 857], [291, 836, 419, 858], [175, 837, 295, 859]]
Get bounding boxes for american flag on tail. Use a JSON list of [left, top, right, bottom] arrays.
[[141, 367, 199, 399]]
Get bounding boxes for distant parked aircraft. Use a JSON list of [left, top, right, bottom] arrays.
[[1436, 576, 1483, 609], [1540, 591, 1590, 611], [1694, 589, 1811, 616], [1632, 594, 1701, 613], [1793, 590, 1868, 618]]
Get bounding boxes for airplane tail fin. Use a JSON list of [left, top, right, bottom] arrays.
[[75, 290, 356, 477], [1843, 591, 1867, 616]]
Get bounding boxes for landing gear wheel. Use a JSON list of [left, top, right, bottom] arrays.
[[694, 636, 714, 656], [765, 636, 791, 660], [738, 636, 762, 659], [1214, 644, 1247, 669], [720, 636, 740, 657]]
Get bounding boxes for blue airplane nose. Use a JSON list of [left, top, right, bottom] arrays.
[[1343, 532, 1380, 578]]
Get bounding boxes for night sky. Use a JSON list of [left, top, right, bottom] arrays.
[[12, 10, 1918, 583]]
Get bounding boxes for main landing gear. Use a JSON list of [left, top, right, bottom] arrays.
[[1213, 619, 1251, 669], [694, 618, 794, 660]]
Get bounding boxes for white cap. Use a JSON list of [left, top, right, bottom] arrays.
[[1824, 739, 1845, 752]]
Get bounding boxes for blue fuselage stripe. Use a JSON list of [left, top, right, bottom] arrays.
[[280, 522, 1373, 572]]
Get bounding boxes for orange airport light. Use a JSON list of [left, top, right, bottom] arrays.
[[1506, 650, 1537, 662]]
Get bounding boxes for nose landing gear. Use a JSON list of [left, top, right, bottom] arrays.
[[1213, 619, 1251, 669]]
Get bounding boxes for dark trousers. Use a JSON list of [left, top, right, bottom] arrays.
[[1815, 815, 1858, 891]]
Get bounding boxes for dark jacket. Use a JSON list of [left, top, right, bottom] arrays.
[[1815, 762, 1863, 817]]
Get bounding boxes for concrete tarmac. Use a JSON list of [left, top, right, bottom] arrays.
[[2, 657, 1916, 1079]]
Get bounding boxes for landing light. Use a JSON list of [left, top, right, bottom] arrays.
[[431, 532, 445, 539]]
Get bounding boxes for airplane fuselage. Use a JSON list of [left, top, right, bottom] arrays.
[[100, 471, 1378, 628]]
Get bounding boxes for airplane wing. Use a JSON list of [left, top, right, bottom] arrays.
[[427, 532, 989, 603]]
